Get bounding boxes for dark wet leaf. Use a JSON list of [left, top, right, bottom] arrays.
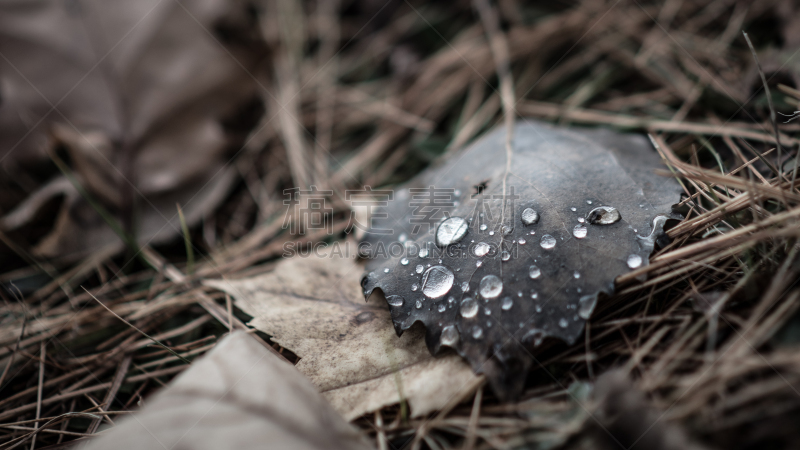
[[360, 120, 682, 398]]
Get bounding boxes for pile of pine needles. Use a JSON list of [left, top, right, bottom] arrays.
[[2, 0, 800, 448]]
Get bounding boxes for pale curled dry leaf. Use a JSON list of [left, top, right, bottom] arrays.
[[0, 0, 255, 258], [205, 250, 479, 421], [82, 331, 372, 450]]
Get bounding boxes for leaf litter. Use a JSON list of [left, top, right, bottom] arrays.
[[2, 1, 800, 449], [82, 331, 372, 450], [205, 247, 479, 421], [0, 0, 255, 259], [361, 120, 682, 398]]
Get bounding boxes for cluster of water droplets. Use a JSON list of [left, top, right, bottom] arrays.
[[390, 201, 644, 348]]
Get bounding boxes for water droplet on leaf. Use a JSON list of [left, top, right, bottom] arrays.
[[627, 254, 643, 269], [460, 297, 478, 318], [436, 217, 469, 247], [441, 325, 458, 346], [387, 295, 404, 306], [521, 208, 539, 225], [421, 265, 454, 298], [479, 275, 503, 299], [578, 295, 597, 319], [474, 242, 490, 256], [586, 206, 621, 225]]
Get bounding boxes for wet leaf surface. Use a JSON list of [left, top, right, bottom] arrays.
[[361, 120, 682, 398]]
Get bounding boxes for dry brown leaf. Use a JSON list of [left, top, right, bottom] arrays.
[[0, 0, 255, 258], [82, 331, 372, 450], [205, 247, 479, 421]]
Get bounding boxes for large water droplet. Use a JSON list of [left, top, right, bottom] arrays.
[[387, 295, 404, 306], [415, 265, 424, 274], [501, 251, 511, 261], [586, 206, 621, 225], [471, 326, 483, 339], [501, 297, 513, 310], [578, 295, 597, 319], [421, 265, 454, 298], [437, 303, 446, 313], [384, 268, 390, 273], [474, 242, 490, 257], [419, 247, 429, 258], [436, 217, 469, 247], [540, 235, 556, 249], [479, 224, 488, 231], [521, 208, 539, 225], [441, 325, 458, 346], [627, 254, 643, 269], [461, 281, 470, 292], [518, 238, 526, 245], [460, 297, 478, 318], [479, 275, 503, 299], [573, 224, 587, 239], [501, 225, 513, 235], [559, 318, 569, 328], [400, 258, 409, 266], [573, 271, 580, 279], [529, 265, 541, 279]]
